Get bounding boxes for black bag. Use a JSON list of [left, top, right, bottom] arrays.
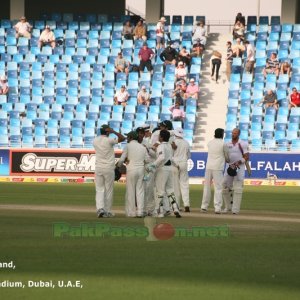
[[227, 165, 238, 177]]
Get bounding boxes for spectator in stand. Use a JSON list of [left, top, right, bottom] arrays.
[[14, 16, 32, 39], [114, 52, 130, 75], [160, 42, 178, 66], [263, 52, 280, 77], [156, 17, 166, 49], [190, 38, 205, 58], [178, 46, 191, 67], [192, 21, 207, 45], [232, 38, 245, 58], [280, 61, 291, 76], [232, 20, 245, 41], [244, 40, 255, 74], [134, 19, 147, 41], [175, 61, 187, 82], [257, 90, 278, 110], [0, 75, 9, 95], [210, 50, 222, 83], [123, 20, 134, 40], [235, 12, 246, 26], [226, 41, 233, 81], [137, 86, 150, 106], [138, 42, 154, 74], [114, 85, 129, 106], [170, 101, 185, 123], [173, 81, 186, 105], [184, 78, 199, 99], [38, 25, 56, 49], [289, 87, 300, 109]]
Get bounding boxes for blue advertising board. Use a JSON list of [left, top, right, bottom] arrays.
[[188, 152, 300, 179], [0, 149, 10, 176]]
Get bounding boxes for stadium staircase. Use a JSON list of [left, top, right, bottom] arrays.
[[193, 33, 231, 150]]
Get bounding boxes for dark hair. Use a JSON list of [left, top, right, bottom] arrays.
[[227, 41, 232, 46], [214, 128, 224, 139], [160, 129, 170, 142]]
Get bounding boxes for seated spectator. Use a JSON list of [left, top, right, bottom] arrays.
[[263, 52, 280, 77], [190, 38, 205, 58], [134, 19, 147, 41], [289, 87, 300, 109], [184, 78, 199, 99], [280, 61, 291, 76], [14, 16, 32, 39], [160, 42, 178, 65], [156, 17, 166, 49], [232, 38, 245, 58], [232, 20, 245, 41], [38, 25, 56, 49], [0, 75, 9, 95], [123, 20, 134, 40], [114, 52, 130, 75], [192, 21, 207, 45], [114, 85, 129, 106], [257, 90, 278, 110], [138, 42, 154, 73], [137, 86, 150, 106], [173, 82, 186, 105], [178, 46, 191, 67], [170, 101, 185, 122], [175, 61, 187, 82]]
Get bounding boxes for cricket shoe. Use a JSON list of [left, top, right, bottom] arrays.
[[106, 212, 115, 218], [174, 211, 182, 218], [201, 208, 207, 213], [184, 206, 190, 212], [97, 208, 106, 218], [158, 213, 165, 218], [164, 210, 171, 217]]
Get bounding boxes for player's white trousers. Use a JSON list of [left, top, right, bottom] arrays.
[[144, 172, 155, 213], [125, 167, 145, 217], [172, 162, 190, 207], [95, 167, 115, 213], [201, 169, 223, 212]]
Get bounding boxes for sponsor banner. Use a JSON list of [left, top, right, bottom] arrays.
[[188, 152, 300, 179], [0, 149, 10, 176]]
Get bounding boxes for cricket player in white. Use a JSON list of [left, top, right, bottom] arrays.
[[222, 128, 249, 214], [201, 128, 229, 213], [171, 128, 191, 212], [118, 131, 148, 217], [93, 125, 125, 217], [150, 130, 181, 218]]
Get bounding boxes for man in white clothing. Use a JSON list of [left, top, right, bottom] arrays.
[[93, 125, 125, 218], [222, 128, 249, 214], [39, 25, 56, 49], [118, 131, 148, 217], [172, 128, 191, 212], [201, 128, 229, 214], [150, 130, 181, 218], [245, 40, 255, 74]]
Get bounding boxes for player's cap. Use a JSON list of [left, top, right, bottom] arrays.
[[126, 131, 138, 140], [0, 75, 7, 81], [159, 120, 173, 130], [196, 38, 201, 42], [174, 128, 184, 138]]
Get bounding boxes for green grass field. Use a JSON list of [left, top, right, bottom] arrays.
[[0, 182, 300, 300]]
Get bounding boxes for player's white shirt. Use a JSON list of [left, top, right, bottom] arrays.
[[225, 139, 249, 172], [118, 140, 148, 171], [150, 129, 175, 145], [172, 137, 191, 163], [142, 137, 156, 161], [93, 135, 117, 169], [206, 138, 229, 171], [154, 142, 172, 169]]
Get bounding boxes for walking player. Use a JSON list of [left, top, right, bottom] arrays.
[[201, 128, 229, 213], [222, 128, 249, 214], [93, 125, 125, 217]]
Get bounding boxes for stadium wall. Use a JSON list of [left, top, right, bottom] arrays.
[[0, 149, 300, 179]]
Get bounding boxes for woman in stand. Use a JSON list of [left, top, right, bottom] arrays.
[[210, 50, 222, 83]]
